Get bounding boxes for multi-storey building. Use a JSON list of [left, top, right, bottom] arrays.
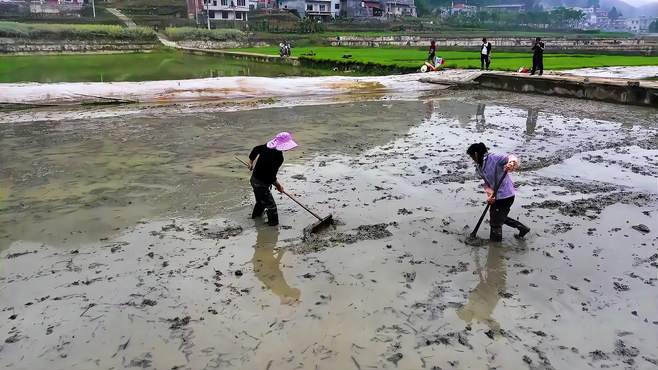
[[340, 0, 416, 18], [278, 0, 339, 20], [187, 0, 249, 21]]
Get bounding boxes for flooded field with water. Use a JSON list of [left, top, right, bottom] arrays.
[[1, 90, 657, 370], [0, 51, 357, 83]]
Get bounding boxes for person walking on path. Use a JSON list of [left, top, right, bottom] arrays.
[[530, 37, 545, 76], [427, 39, 437, 65], [249, 132, 298, 226], [467, 143, 530, 242], [480, 38, 492, 70]]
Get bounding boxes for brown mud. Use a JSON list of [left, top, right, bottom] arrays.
[[1, 91, 657, 370]]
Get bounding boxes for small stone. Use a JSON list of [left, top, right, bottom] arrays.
[[235, 270, 243, 277], [631, 224, 650, 233]]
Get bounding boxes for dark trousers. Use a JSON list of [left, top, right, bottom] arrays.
[[480, 54, 490, 70], [427, 52, 435, 63], [531, 55, 543, 75], [489, 196, 528, 241], [250, 176, 277, 218]]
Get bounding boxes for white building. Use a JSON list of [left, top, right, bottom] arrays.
[[279, 0, 340, 20], [625, 17, 652, 33], [385, 0, 416, 17], [205, 0, 249, 21]]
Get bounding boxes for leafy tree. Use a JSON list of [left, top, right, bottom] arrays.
[[608, 6, 621, 21], [650, 19, 658, 32]]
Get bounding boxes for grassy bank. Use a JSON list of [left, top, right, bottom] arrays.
[[233, 46, 658, 71], [0, 21, 156, 41], [164, 27, 245, 42]]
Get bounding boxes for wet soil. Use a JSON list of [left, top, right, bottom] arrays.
[[1, 92, 657, 370]]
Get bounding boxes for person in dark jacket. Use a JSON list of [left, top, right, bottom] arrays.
[[249, 132, 298, 226], [467, 143, 530, 242], [427, 39, 436, 64], [530, 37, 545, 76], [480, 38, 492, 70]]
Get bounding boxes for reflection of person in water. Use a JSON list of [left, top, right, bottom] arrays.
[[475, 104, 487, 131], [251, 225, 300, 305], [456, 245, 507, 334], [526, 108, 539, 136]]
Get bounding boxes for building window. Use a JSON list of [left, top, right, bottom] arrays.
[[335, 3, 339, 9], [221, 0, 227, 5], [320, 4, 325, 10], [237, 0, 245, 6], [209, 10, 215, 17], [213, 0, 217, 5], [222, 11, 229, 18], [306, 4, 312, 10], [236, 11, 242, 19]]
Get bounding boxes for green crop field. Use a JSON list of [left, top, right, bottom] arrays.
[[233, 46, 658, 71]]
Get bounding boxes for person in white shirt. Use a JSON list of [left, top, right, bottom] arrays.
[[480, 38, 492, 70]]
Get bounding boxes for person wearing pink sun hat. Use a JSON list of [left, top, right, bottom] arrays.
[[248, 132, 298, 226]]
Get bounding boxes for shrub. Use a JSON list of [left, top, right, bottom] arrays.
[[163, 27, 246, 41], [0, 21, 157, 41]]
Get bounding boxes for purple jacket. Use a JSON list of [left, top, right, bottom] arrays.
[[476, 153, 516, 200]]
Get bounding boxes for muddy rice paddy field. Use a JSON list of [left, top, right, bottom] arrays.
[[0, 90, 657, 370]]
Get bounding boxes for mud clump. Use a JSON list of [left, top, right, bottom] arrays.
[[517, 177, 619, 194], [631, 224, 650, 234], [5, 250, 37, 259], [524, 192, 655, 218], [422, 172, 475, 185], [330, 224, 393, 244], [291, 223, 393, 254], [168, 316, 191, 330], [195, 223, 243, 240]]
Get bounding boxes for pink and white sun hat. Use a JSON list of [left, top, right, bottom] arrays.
[[267, 132, 298, 151]]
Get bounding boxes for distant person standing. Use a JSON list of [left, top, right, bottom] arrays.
[[427, 39, 436, 65], [480, 38, 492, 70], [530, 37, 544, 76]]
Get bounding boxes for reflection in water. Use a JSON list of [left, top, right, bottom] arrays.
[[526, 108, 539, 136], [251, 225, 301, 305], [475, 104, 487, 132], [456, 245, 507, 333]]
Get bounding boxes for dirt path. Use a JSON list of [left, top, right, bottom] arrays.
[[106, 8, 137, 28], [0, 92, 656, 370]]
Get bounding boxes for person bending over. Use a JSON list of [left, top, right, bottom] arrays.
[[467, 143, 530, 241], [249, 132, 298, 226]]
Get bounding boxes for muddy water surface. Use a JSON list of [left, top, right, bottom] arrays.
[[1, 93, 657, 370]]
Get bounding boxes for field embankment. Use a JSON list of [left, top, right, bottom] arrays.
[[232, 46, 658, 72], [0, 21, 159, 53]]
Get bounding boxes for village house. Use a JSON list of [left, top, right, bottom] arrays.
[[187, 0, 249, 21], [340, 0, 416, 18], [29, 0, 83, 15], [277, 0, 340, 20], [482, 3, 525, 13]]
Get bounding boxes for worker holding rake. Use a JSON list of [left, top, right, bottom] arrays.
[[249, 132, 298, 226], [467, 143, 530, 242]]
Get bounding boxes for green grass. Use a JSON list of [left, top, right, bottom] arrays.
[[233, 46, 658, 71], [164, 27, 245, 42], [250, 29, 634, 39], [0, 50, 355, 83], [0, 21, 156, 41]]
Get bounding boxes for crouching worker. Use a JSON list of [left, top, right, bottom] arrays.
[[467, 143, 530, 241], [249, 132, 298, 226]]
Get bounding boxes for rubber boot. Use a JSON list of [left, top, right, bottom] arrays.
[[515, 225, 531, 240], [490, 226, 503, 242], [266, 209, 279, 226], [252, 204, 265, 219]]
